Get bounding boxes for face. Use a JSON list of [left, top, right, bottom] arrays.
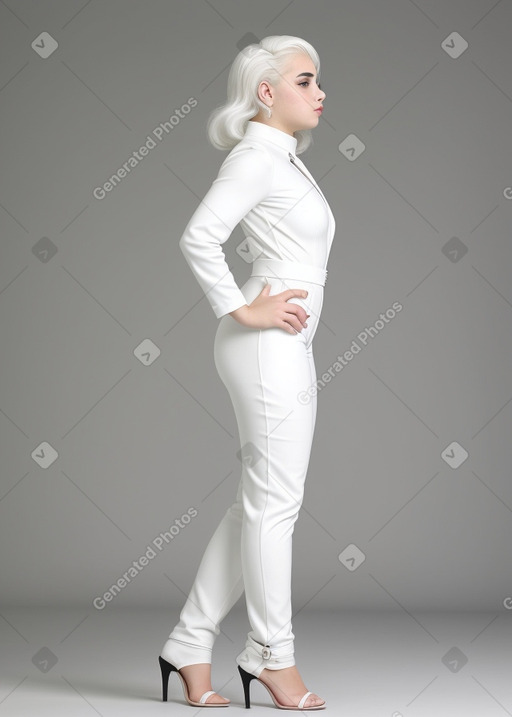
[[254, 52, 326, 135]]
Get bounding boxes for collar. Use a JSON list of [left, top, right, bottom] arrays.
[[244, 120, 298, 156]]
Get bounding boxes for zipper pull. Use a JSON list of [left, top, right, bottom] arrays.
[[288, 151, 323, 198]]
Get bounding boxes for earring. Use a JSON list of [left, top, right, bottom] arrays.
[[266, 105, 272, 118]]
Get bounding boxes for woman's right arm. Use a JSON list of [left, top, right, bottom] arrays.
[[178, 143, 309, 334], [178, 143, 274, 319]]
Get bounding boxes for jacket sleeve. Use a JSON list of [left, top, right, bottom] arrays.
[[178, 143, 274, 319]]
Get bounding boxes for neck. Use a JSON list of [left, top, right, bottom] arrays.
[[250, 118, 295, 138]]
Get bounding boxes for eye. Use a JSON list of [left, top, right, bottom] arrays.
[[298, 81, 322, 90]]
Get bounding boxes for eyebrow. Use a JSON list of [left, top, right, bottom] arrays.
[[295, 71, 321, 89]]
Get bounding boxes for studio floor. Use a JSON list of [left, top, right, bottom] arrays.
[[0, 606, 511, 716]]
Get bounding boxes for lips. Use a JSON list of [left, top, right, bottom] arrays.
[[314, 107, 323, 113]]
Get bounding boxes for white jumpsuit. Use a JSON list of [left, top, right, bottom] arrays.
[[161, 120, 336, 678]]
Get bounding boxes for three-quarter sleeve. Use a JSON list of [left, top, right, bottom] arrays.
[[178, 143, 274, 319]]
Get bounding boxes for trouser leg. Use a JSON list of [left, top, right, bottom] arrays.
[[162, 277, 320, 676], [160, 478, 245, 668], [230, 322, 318, 677]]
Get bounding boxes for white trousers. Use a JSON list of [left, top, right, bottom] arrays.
[[161, 259, 326, 678]]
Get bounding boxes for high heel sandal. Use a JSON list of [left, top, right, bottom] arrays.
[[159, 656, 230, 707], [237, 665, 326, 710]]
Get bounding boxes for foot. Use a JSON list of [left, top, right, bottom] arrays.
[[179, 663, 230, 705], [258, 665, 325, 708]]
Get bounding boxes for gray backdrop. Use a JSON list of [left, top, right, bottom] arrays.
[[0, 0, 511, 617]]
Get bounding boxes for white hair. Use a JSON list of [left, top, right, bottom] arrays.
[[207, 35, 321, 156]]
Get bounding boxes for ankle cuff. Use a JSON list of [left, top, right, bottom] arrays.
[[161, 637, 212, 669], [236, 636, 295, 677]]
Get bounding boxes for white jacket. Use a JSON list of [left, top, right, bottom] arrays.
[[178, 120, 336, 319]]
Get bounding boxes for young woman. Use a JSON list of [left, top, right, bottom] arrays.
[[159, 35, 335, 710]]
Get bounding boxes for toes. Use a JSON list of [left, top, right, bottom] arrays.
[[205, 693, 230, 704], [306, 694, 325, 707]]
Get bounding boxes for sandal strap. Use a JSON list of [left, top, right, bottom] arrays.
[[199, 690, 216, 704], [298, 691, 313, 709]]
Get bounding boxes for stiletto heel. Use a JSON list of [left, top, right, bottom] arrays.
[[238, 664, 258, 708], [159, 655, 174, 701], [158, 655, 230, 707], [237, 664, 325, 710]]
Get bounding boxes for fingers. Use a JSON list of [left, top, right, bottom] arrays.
[[282, 324, 298, 335], [282, 301, 309, 325], [258, 283, 272, 296], [281, 288, 309, 301], [280, 308, 308, 334], [280, 318, 301, 334], [252, 285, 312, 334], [280, 288, 309, 320]]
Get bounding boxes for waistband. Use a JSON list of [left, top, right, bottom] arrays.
[[250, 258, 328, 287]]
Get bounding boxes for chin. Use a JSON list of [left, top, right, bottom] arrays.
[[296, 118, 319, 133]]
